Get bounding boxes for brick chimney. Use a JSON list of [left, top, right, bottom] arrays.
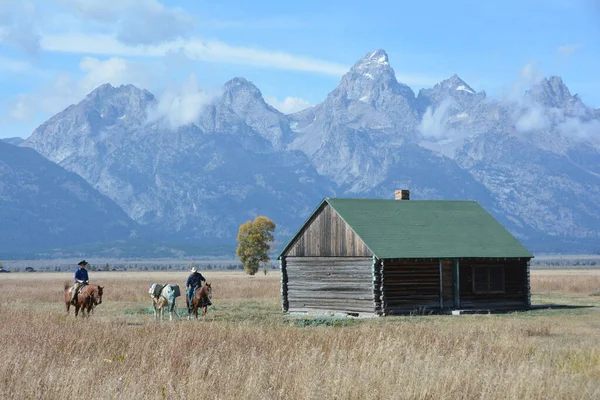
[[395, 189, 410, 200]]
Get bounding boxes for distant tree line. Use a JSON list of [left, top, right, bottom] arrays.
[[1, 262, 278, 272], [531, 259, 599, 267]]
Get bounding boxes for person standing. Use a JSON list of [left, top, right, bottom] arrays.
[[186, 266, 208, 309], [70, 260, 89, 305]]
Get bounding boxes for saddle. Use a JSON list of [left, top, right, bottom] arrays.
[[149, 283, 164, 298], [149, 283, 181, 299], [70, 282, 88, 295]]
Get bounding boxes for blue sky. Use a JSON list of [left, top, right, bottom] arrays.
[[0, 0, 598, 138]]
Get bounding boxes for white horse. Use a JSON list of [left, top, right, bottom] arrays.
[[149, 283, 180, 321]]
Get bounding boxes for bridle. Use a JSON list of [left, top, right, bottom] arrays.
[[89, 288, 102, 306], [202, 285, 212, 301]]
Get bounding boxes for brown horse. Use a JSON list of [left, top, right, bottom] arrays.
[[64, 282, 104, 317], [186, 283, 212, 319]]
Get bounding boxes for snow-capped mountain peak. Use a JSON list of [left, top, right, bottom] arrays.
[[329, 49, 415, 106], [16, 49, 600, 255], [354, 49, 390, 69]]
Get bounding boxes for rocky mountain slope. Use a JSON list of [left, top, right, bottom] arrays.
[[21, 49, 600, 253], [24, 80, 335, 243], [0, 140, 139, 256]]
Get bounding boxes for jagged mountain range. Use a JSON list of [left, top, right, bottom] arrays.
[[0, 140, 138, 256], [6, 49, 600, 255]]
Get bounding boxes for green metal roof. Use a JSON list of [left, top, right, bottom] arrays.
[[280, 198, 533, 259]]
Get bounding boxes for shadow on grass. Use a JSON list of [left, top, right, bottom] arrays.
[[529, 304, 596, 311], [288, 317, 358, 328]]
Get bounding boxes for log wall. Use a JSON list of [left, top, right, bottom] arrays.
[[284, 204, 372, 257], [285, 257, 374, 315], [373, 257, 383, 315], [458, 259, 528, 309], [281, 254, 530, 316], [441, 260, 455, 309], [381, 259, 440, 315]]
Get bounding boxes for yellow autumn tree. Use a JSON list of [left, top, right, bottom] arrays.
[[236, 216, 276, 275]]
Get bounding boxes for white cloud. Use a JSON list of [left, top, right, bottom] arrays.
[[557, 44, 581, 56], [148, 74, 218, 129], [264, 96, 312, 114], [504, 62, 598, 143], [515, 104, 551, 133], [557, 114, 600, 142], [514, 98, 600, 144], [5, 56, 152, 121], [78, 56, 150, 92], [506, 62, 545, 100], [418, 98, 456, 139], [519, 63, 540, 83], [40, 33, 349, 76], [0, 1, 40, 54], [58, 0, 193, 45]]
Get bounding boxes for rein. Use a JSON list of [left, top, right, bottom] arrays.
[[198, 286, 211, 301], [82, 286, 101, 305]]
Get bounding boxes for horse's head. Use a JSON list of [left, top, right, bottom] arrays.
[[94, 285, 104, 305], [205, 283, 212, 300]]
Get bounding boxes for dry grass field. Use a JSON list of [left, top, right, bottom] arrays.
[[0, 269, 599, 399]]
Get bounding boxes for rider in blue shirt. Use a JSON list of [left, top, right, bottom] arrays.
[[70, 260, 89, 305], [186, 267, 210, 309]]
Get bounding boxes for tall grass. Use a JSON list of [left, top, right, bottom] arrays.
[[530, 274, 600, 294], [0, 271, 598, 399]]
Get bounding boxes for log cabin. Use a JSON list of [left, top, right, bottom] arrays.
[[278, 190, 533, 316]]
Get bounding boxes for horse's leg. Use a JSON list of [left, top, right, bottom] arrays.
[[202, 305, 207, 317]]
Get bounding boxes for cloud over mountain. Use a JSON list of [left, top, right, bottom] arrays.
[[13, 49, 600, 255]]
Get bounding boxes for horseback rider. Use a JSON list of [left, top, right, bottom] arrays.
[[186, 266, 211, 309], [70, 260, 89, 305]]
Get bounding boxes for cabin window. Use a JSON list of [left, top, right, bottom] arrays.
[[472, 266, 505, 293]]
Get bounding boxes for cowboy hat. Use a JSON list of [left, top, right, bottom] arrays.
[[78, 260, 88, 266], [190, 267, 198, 273]]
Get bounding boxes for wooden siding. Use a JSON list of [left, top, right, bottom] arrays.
[[285, 257, 374, 315], [526, 259, 531, 307], [373, 257, 383, 315], [284, 204, 372, 257], [280, 257, 288, 312], [458, 259, 528, 309], [441, 260, 454, 308], [381, 259, 440, 315]]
